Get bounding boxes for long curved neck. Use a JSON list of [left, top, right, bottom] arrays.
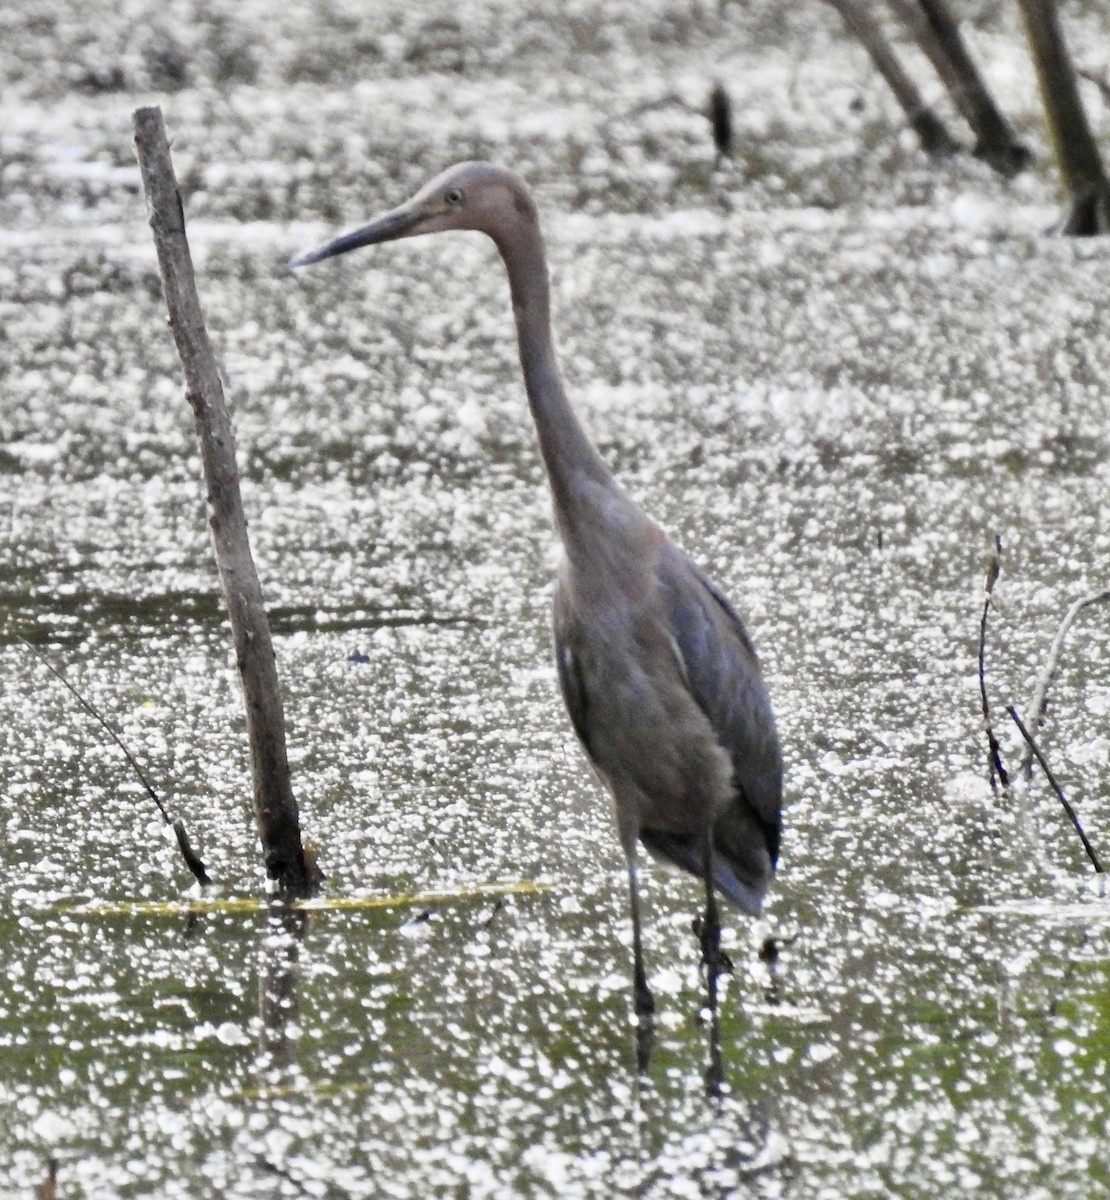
[[494, 223, 619, 541]]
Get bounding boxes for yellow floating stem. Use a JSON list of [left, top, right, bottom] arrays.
[[56, 879, 551, 919]]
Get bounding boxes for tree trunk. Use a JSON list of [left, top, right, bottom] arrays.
[[824, 0, 961, 159], [1016, 0, 1110, 234], [891, 0, 1030, 177], [132, 105, 320, 902]]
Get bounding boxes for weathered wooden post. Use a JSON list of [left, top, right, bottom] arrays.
[[133, 105, 319, 902]]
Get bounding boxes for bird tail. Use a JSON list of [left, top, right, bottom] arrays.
[[710, 849, 771, 916], [711, 803, 776, 915], [640, 814, 774, 917]]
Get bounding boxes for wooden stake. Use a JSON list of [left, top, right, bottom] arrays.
[[132, 105, 318, 902]]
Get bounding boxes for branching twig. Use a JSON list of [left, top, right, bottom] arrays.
[[1077, 66, 1110, 104], [1022, 587, 1110, 780], [978, 534, 1009, 793], [597, 91, 687, 133], [1008, 705, 1104, 874], [17, 634, 211, 887]]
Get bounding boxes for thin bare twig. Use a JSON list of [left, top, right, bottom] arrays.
[[597, 91, 686, 132], [17, 634, 211, 887], [1022, 587, 1110, 779], [1077, 67, 1110, 104], [1008, 705, 1104, 874], [979, 534, 1009, 793]]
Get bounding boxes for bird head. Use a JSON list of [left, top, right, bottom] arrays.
[[289, 161, 538, 267]]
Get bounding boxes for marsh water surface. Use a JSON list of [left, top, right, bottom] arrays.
[[2, 3, 1110, 1196]]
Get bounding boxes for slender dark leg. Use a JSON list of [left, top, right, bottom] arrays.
[[628, 861, 655, 1070], [701, 834, 724, 1097], [628, 861, 654, 1016], [700, 835, 723, 1012]]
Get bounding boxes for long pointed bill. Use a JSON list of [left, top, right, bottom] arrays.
[[288, 205, 425, 268]]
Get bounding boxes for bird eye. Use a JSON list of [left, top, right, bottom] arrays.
[[445, 187, 464, 206]]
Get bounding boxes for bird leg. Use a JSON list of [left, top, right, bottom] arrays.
[[704, 1008, 724, 1100], [628, 862, 654, 1016], [627, 861, 655, 1070], [700, 835, 723, 1016], [698, 836, 727, 1094]]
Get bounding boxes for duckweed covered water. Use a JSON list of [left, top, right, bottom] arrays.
[[2, 2, 1110, 1196]]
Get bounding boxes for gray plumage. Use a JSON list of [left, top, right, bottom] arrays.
[[291, 161, 783, 1021]]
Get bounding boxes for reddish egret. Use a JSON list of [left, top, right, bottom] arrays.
[[291, 162, 783, 1025]]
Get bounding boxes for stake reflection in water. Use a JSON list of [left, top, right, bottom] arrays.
[[291, 162, 783, 1052]]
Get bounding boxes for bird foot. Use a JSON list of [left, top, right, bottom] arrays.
[[692, 916, 732, 977]]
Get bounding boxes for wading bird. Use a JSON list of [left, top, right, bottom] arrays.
[[291, 162, 782, 1029]]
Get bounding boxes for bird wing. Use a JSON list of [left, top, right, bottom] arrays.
[[552, 611, 594, 761], [656, 542, 782, 864]]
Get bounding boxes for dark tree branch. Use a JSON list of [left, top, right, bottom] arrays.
[[1016, 0, 1110, 234], [824, 0, 961, 159], [132, 105, 318, 902], [890, 0, 1030, 176]]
